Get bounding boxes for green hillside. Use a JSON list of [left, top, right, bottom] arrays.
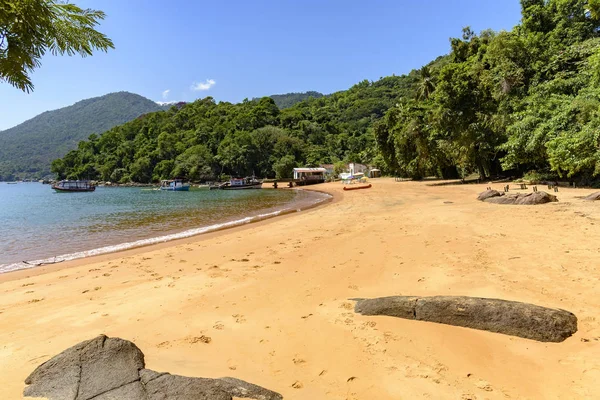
[[0, 92, 167, 180], [268, 91, 324, 109], [50, 73, 420, 183], [53, 1, 600, 185]]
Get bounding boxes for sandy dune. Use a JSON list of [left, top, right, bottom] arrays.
[[1, 179, 600, 399]]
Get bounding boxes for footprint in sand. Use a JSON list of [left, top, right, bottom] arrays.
[[292, 358, 306, 365], [187, 335, 212, 344], [213, 323, 225, 330], [232, 314, 246, 323], [291, 381, 303, 389], [475, 380, 493, 392]]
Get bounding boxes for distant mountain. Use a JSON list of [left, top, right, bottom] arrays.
[[268, 91, 324, 109], [0, 92, 168, 180]]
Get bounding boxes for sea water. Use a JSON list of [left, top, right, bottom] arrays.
[[0, 183, 329, 273]]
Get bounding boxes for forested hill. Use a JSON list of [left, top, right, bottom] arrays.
[[51, 73, 421, 183], [54, 1, 600, 186], [0, 92, 167, 180], [268, 91, 324, 109]]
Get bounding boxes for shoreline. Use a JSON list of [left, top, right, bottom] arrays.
[[0, 186, 338, 284]]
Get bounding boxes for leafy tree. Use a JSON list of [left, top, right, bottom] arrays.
[[273, 155, 296, 179], [0, 0, 114, 92], [415, 66, 435, 100]]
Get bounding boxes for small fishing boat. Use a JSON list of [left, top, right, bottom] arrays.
[[343, 184, 372, 191], [215, 177, 262, 190], [160, 178, 190, 191], [52, 180, 96, 192]]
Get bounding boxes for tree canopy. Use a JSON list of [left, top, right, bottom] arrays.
[[375, 0, 600, 184], [54, 0, 600, 186], [0, 0, 114, 92]]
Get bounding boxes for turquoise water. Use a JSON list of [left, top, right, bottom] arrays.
[[0, 183, 328, 273]]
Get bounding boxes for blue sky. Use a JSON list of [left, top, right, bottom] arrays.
[[0, 0, 523, 131]]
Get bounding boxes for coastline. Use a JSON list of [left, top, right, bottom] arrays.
[[0, 186, 337, 283], [2, 179, 600, 399], [0, 186, 334, 279]]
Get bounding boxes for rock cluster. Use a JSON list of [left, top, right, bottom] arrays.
[[353, 296, 577, 342], [478, 190, 558, 205], [24, 335, 282, 400]]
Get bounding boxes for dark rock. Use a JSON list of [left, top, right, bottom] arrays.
[[477, 189, 503, 201], [353, 296, 577, 342], [352, 296, 418, 319], [583, 191, 600, 201], [144, 373, 231, 400], [24, 335, 283, 400], [483, 191, 558, 205], [93, 381, 147, 400], [24, 337, 92, 400], [78, 335, 145, 400], [218, 377, 284, 399]]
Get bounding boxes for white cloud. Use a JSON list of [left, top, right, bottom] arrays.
[[155, 101, 177, 106], [190, 79, 216, 91], [162, 89, 170, 99]]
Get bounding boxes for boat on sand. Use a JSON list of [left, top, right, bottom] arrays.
[[343, 184, 372, 191]]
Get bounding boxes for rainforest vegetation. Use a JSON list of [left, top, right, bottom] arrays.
[[53, 1, 600, 185]]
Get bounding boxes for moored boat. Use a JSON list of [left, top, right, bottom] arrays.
[[218, 177, 263, 190], [52, 180, 96, 192], [160, 179, 190, 191]]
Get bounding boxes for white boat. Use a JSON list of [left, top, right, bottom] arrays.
[[159, 179, 190, 191], [216, 177, 262, 190]]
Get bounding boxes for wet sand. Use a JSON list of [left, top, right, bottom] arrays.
[[1, 179, 599, 399]]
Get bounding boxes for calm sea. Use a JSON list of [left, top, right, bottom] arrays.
[[0, 183, 329, 273]]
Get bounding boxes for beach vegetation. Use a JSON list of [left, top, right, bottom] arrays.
[[52, 0, 600, 184]]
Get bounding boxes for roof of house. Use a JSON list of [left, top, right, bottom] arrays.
[[293, 168, 327, 173]]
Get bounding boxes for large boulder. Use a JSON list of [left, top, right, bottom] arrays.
[[353, 296, 577, 342], [477, 189, 503, 201], [24, 335, 283, 400], [583, 191, 600, 201], [482, 191, 558, 205]]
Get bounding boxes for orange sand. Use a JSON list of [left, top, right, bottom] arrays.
[[1, 179, 599, 399]]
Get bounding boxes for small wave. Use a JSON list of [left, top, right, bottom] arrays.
[[0, 191, 331, 274]]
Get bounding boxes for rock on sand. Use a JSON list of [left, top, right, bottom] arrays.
[[353, 295, 577, 342], [24, 335, 282, 400], [583, 191, 600, 201], [479, 191, 558, 205]]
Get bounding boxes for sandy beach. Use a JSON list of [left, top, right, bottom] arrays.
[[1, 179, 600, 399]]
